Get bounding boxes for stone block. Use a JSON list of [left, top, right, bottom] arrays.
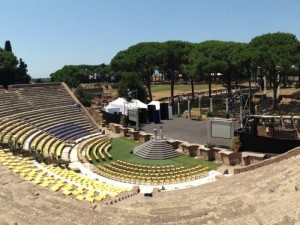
[[129, 130, 140, 141], [119, 127, 129, 137], [138, 132, 152, 143], [179, 142, 200, 156], [167, 140, 183, 150]]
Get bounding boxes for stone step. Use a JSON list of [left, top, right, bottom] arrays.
[[134, 139, 179, 160]]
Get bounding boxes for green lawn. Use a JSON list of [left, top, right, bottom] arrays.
[[151, 84, 223, 93], [93, 137, 219, 170]]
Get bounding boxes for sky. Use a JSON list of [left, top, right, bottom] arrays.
[[1, 0, 300, 78]]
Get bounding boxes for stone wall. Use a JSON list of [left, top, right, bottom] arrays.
[[88, 107, 102, 125], [280, 89, 300, 99], [199, 146, 265, 166], [61, 82, 101, 130], [8, 82, 62, 90], [234, 146, 300, 174]]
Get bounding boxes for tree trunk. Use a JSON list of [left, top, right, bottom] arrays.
[[214, 74, 217, 82], [146, 81, 152, 101], [191, 78, 194, 101], [271, 69, 279, 110], [170, 70, 175, 105], [226, 74, 232, 94], [144, 69, 152, 101], [283, 74, 287, 88], [298, 66, 300, 88], [247, 67, 252, 93], [272, 81, 278, 110], [208, 76, 212, 98], [254, 68, 258, 82]]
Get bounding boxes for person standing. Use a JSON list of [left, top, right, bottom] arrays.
[[160, 126, 163, 139]]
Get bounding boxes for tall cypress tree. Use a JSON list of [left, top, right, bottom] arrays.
[[4, 40, 12, 52], [16, 58, 31, 84]]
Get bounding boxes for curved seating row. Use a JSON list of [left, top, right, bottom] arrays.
[[0, 119, 68, 160], [0, 85, 96, 158], [0, 114, 98, 160], [93, 137, 111, 161], [102, 142, 112, 159], [95, 160, 209, 185], [0, 149, 131, 203], [15, 85, 74, 108], [0, 90, 33, 117], [18, 128, 38, 146], [89, 137, 111, 162], [115, 160, 181, 170], [76, 135, 112, 162], [77, 136, 100, 162]]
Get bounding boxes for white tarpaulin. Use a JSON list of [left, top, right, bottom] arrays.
[[104, 104, 120, 114], [104, 97, 128, 114], [109, 97, 128, 107], [148, 101, 160, 110], [128, 99, 148, 110], [105, 98, 148, 115]]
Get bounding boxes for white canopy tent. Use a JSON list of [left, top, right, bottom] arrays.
[[104, 97, 128, 114], [109, 97, 128, 107], [105, 98, 149, 115], [104, 104, 120, 114], [148, 100, 160, 110], [128, 99, 148, 110]]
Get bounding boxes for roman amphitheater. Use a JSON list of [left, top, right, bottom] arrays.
[[0, 83, 300, 225]]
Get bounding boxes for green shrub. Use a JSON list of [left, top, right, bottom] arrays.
[[230, 136, 242, 152], [206, 111, 213, 117], [205, 141, 215, 149], [225, 111, 230, 119], [75, 85, 93, 107], [120, 115, 128, 127]]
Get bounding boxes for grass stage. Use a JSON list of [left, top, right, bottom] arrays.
[[93, 137, 219, 170]]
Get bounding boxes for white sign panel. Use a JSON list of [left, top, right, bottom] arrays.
[[211, 121, 232, 139]]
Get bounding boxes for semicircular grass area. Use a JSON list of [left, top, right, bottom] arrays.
[[92, 137, 219, 170]]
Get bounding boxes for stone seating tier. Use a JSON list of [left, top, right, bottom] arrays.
[[22, 107, 79, 122], [37, 116, 88, 130], [46, 123, 93, 141], [0, 83, 100, 163], [15, 85, 74, 108]]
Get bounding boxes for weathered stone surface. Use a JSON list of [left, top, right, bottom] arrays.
[[1, 155, 300, 224]]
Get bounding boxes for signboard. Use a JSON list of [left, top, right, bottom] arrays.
[[128, 109, 139, 122], [128, 109, 139, 131], [211, 120, 232, 139]]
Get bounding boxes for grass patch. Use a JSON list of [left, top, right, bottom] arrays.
[[150, 84, 224, 100], [151, 84, 223, 93], [93, 137, 219, 170]]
